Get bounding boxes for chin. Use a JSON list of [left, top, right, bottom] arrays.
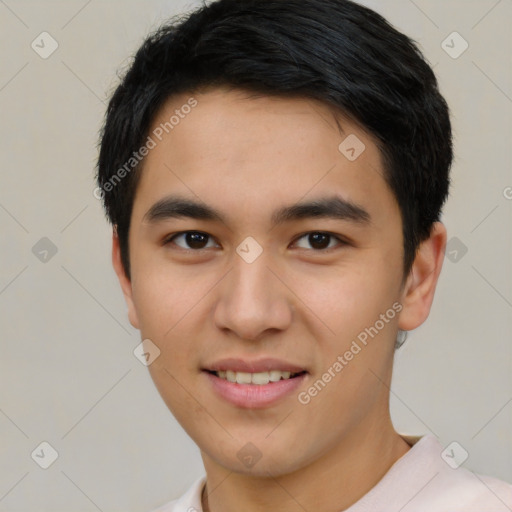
[[222, 456, 296, 478], [202, 438, 310, 478]]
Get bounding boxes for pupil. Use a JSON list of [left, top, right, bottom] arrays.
[[309, 233, 329, 249], [187, 232, 207, 249]]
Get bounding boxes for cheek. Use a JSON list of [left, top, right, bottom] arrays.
[[130, 260, 202, 335], [130, 266, 216, 371], [131, 275, 174, 335], [291, 262, 396, 337]]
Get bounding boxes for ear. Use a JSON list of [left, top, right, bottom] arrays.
[[397, 222, 447, 331], [112, 228, 140, 330]]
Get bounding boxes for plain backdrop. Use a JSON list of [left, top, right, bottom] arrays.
[[0, 1, 511, 510]]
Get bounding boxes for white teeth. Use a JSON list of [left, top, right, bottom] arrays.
[[214, 370, 298, 385], [251, 372, 270, 385], [270, 370, 290, 381], [236, 372, 252, 384]]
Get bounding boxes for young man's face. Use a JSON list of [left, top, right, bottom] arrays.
[[113, 87, 444, 477]]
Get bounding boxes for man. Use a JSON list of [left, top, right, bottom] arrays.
[[96, 0, 512, 510]]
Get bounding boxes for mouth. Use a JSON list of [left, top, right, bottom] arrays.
[[202, 368, 308, 409], [204, 369, 307, 385]]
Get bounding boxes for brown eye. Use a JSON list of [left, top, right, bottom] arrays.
[[294, 232, 345, 251], [166, 231, 218, 250]]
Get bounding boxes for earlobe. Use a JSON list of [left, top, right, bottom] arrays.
[[397, 222, 447, 332], [112, 228, 140, 330]]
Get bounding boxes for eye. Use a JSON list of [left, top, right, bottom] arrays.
[[164, 231, 219, 250], [292, 232, 346, 251], [163, 231, 346, 252]]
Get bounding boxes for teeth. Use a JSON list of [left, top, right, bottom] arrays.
[[214, 370, 298, 385], [236, 372, 252, 384], [270, 370, 289, 382]]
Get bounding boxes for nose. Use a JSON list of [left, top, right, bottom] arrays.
[[213, 252, 293, 341]]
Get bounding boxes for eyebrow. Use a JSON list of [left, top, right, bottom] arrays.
[[142, 194, 371, 227]]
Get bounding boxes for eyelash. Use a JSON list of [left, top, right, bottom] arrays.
[[162, 231, 348, 252]]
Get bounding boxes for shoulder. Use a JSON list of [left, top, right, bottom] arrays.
[[352, 434, 512, 512], [422, 469, 512, 511], [396, 435, 512, 511]]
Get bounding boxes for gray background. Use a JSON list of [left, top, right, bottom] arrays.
[[0, 0, 511, 510]]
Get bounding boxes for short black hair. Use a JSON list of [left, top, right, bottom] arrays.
[[96, 0, 453, 282]]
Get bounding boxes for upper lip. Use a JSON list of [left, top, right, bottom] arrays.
[[203, 357, 307, 374]]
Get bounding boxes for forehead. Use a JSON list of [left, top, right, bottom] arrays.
[[131, 88, 399, 230]]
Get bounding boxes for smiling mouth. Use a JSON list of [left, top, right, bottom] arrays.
[[205, 369, 307, 385]]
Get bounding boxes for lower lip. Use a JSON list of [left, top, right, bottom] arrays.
[[203, 371, 307, 409]]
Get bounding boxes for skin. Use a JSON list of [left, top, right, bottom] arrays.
[[112, 87, 447, 512]]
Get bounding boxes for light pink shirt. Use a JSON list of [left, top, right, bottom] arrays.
[[151, 434, 512, 511]]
